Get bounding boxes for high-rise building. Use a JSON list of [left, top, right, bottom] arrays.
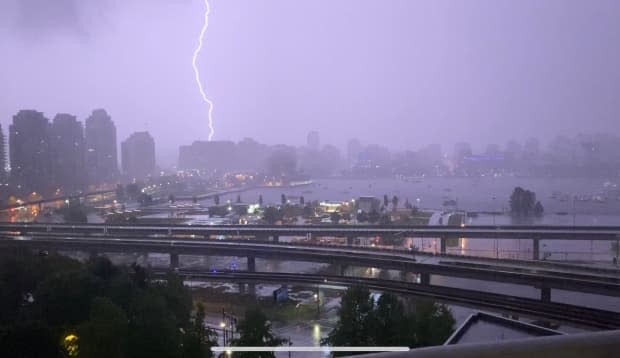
[[50, 114, 85, 193], [178, 140, 236, 172], [9, 110, 52, 194], [121, 131, 155, 180], [0, 123, 6, 185], [347, 138, 362, 166], [85, 109, 118, 186], [307, 131, 320, 151]]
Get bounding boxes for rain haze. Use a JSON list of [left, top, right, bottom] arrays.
[[1, 0, 620, 166]]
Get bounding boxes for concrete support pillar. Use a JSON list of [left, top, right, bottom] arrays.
[[338, 264, 347, 276], [540, 285, 551, 303], [170, 253, 179, 268], [247, 256, 256, 272], [533, 238, 540, 260], [420, 272, 431, 286], [440, 237, 447, 254]]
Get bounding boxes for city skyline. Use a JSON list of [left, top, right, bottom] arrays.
[[2, 0, 620, 166]]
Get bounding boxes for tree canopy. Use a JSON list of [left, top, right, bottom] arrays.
[[0, 249, 217, 358], [323, 287, 455, 355]]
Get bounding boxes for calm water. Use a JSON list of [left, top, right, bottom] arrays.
[[204, 177, 620, 262], [211, 177, 620, 219]]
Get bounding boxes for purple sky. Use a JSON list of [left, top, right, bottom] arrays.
[[1, 0, 619, 167]]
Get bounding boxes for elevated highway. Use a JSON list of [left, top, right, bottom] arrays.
[[2, 222, 620, 260], [1, 231, 619, 314]]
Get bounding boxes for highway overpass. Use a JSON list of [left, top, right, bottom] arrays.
[[1, 230, 619, 329], [2, 222, 620, 260]]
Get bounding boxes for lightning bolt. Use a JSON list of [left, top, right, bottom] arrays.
[[192, 0, 215, 141]]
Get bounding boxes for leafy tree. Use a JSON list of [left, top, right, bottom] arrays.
[[258, 195, 263, 206], [231, 307, 287, 358], [323, 286, 376, 355], [325, 289, 455, 353], [182, 303, 218, 358], [214, 194, 220, 206], [299, 196, 305, 206], [0, 320, 58, 358], [281, 194, 287, 206], [192, 196, 198, 204], [151, 274, 193, 327], [383, 195, 389, 208], [169, 194, 176, 204], [237, 194, 242, 203], [413, 300, 455, 347], [127, 292, 181, 358], [330, 212, 342, 224], [78, 297, 128, 358], [373, 294, 413, 347], [35, 270, 103, 326], [87, 256, 119, 282], [510, 187, 537, 216]]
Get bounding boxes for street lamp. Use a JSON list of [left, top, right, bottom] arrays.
[[314, 289, 320, 315]]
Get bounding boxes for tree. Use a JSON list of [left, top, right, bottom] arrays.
[[34, 270, 103, 326], [214, 195, 220, 206], [78, 297, 128, 358], [392, 196, 399, 211], [182, 303, 218, 358], [330, 212, 342, 224], [168, 194, 176, 204], [231, 307, 287, 358], [510, 187, 537, 216], [192, 196, 198, 204], [356, 211, 369, 223], [323, 286, 376, 355], [281, 194, 287, 206], [236, 194, 242, 203], [127, 292, 181, 358], [413, 300, 455, 347], [300, 196, 305, 206], [373, 294, 413, 347], [258, 195, 263, 206], [383, 194, 389, 208]]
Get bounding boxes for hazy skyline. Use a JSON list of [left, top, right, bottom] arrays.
[[1, 0, 619, 166]]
